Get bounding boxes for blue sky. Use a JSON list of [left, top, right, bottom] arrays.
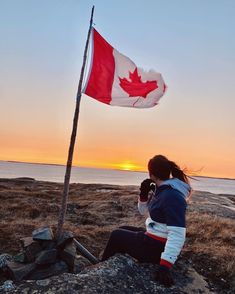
[[0, 0, 235, 177]]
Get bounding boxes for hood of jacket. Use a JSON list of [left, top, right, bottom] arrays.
[[160, 178, 191, 198]]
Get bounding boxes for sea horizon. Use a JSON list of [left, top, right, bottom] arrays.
[[1, 160, 235, 195], [1, 160, 234, 181]]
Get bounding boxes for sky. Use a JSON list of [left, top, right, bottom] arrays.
[[0, 0, 235, 178]]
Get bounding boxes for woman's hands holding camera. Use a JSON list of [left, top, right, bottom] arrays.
[[139, 178, 155, 201]]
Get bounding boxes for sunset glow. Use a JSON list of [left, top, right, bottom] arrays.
[[112, 162, 142, 171], [0, 1, 234, 179]]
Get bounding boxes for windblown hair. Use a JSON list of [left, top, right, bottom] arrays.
[[148, 155, 189, 184]]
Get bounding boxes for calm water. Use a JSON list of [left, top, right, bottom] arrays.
[[0, 161, 235, 195]]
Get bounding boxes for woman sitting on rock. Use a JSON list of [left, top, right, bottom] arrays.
[[101, 155, 192, 287]]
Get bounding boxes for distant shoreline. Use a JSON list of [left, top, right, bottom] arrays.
[[1, 177, 235, 197], [1, 159, 234, 181]]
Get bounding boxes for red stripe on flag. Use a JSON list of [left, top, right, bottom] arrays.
[[84, 29, 115, 104]]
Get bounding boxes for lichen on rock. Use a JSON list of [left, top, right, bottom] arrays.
[[7, 254, 213, 294]]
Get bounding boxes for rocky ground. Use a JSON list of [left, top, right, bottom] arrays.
[[2, 255, 213, 294], [0, 177, 234, 293]]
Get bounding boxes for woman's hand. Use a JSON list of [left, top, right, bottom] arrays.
[[139, 178, 155, 201], [155, 266, 174, 287]]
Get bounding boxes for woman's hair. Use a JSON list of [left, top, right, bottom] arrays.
[[148, 155, 189, 184]]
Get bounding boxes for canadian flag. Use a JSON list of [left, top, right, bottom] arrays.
[[83, 28, 166, 108]]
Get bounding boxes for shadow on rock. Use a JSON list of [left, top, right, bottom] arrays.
[[10, 254, 213, 294]]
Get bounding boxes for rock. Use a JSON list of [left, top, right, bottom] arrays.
[[35, 249, 57, 265], [20, 237, 34, 248], [6, 261, 36, 281], [36, 279, 50, 286], [181, 267, 212, 294], [32, 227, 54, 241], [27, 260, 68, 280], [73, 255, 91, 273], [56, 231, 74, 248], [13, 252, 25, 263], [24, 241, 42, 262], [10, 255, 214, 293], [60, 240, 77, 271], [19, 238, 42, 263], [41, 240, 56, 250], [0, 280, 15, 292], [14, 177, 35, 182], [0, 254, 13, 270]]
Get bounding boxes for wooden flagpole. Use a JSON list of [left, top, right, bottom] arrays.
[[56, 6, 95, 239]]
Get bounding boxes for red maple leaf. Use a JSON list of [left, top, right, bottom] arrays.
[[119, 68, 158, 98]]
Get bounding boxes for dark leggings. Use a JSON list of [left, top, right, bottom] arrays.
[[101, 226, 165, 263]]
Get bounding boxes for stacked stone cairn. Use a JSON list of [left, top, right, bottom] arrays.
[[3, 227, 91, 281]]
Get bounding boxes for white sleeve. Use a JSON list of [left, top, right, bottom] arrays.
[[161, 226, 186, 264], [137, 198, 148, 215]]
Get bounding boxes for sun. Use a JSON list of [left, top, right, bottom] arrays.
[[120, 163, 135, 171], [113, 162, 140, 171]]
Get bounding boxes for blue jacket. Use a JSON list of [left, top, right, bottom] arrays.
[[138, 178, 190, 267]]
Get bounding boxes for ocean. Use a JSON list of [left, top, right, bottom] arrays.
[[0, 161, 234, 195]]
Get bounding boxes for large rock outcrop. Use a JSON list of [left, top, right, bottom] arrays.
[[2, 255, 213, 293]]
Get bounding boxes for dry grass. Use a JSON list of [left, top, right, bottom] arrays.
[[0, 179, 234, 293], [182, 211, 235, 292]]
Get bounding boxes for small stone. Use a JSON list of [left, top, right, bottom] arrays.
[[15, 177, 35, 183], [60, 240, 77, 270], [0, 254, 13, 269], [36, 279, 50, 286], [20, 237, 34, 248], [41, 240, 56, 250], [57, 231, 74, 248], [32, 227, 54, 241], [73, 255, 91, 273], [0, 280, 15, 291], [6, 261, 36, 281], [25, 241, 42, 262], [35, 249, 57, 265], [13, 252, 25, 263], [27, 260, 68, 280]]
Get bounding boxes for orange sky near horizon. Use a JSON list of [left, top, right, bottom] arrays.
[[1, 1, 235, 179], [1, 96, 234, 179]]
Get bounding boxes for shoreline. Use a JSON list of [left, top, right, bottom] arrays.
[[1, 160, 234, 181], [0, 175, 235, 196], [0, 177, 235, 198]]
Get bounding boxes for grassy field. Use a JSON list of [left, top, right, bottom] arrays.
[[0, 178, 234, 293]]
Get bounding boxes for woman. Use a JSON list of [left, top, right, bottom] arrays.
[[101, 155, 192, 287]]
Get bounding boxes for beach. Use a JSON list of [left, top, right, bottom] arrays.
[[0, 177, 234, 293]]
